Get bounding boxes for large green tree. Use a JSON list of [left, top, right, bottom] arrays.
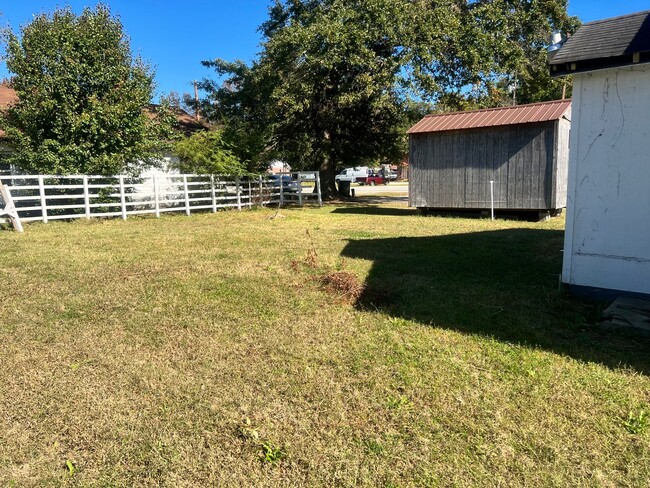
[[0, 5, 173, 175], [173, 130, 243, 175], [200, 0, 579, 197]]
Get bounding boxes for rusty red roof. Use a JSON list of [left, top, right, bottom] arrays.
[[408, 99, 571, 134], [0, 85, 18, 138], [0, 84, 18, 109]]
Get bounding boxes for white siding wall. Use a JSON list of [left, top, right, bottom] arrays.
[[563, 64, 650, 295]]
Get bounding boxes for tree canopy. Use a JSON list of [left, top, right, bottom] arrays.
[[0, 4, 174, 175], [173, 130, 243, 176], [199, 0, 579, 196]]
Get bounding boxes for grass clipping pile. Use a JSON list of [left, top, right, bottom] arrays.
[[295, 229, 364, 304], [320, 270, 364, 303]]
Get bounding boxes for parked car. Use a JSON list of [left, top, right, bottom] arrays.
[[334, 166, 369, 183], [268, 174, 300, 193], [357, 170, 389, 186], [298, 172, 317, 181]]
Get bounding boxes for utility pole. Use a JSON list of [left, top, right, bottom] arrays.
[[193, 80, 200, 121], [508, 76, 518, 106]]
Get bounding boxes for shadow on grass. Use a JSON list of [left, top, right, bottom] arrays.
[[341, 228, 650, 374], [332, 206, 418, 217]]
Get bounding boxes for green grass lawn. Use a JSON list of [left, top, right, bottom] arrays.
[[1, 205, 649, 486]]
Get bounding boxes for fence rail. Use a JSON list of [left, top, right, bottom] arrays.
[[0, 172, 321, 226]]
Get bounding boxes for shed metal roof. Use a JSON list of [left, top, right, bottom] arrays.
[[407, 100, 571, 135]]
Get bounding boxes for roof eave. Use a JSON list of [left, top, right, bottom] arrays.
[[550, 51, 650, 77]]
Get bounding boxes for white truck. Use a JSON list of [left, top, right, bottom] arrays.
[[334, 166, 369, 183]]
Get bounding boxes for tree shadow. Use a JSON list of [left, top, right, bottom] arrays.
[[341, 228, 650, 374]]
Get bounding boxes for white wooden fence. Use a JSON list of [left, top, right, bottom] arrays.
[[0, 172, 321, 225]]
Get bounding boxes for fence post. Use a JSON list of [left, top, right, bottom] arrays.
[[247, 181, 252, 209], [183, 175, 191, 216], [83, 175, 91, 219], [153, 174, 160, 218], [297, 173, 303, 206], [38, 175, 48, 223], [315, 171, 323, 207], [210, 175, 217, 213], [119, 175, 127, 220], [235, 176, 242, 211], [279, 174, 284, 206], [258, 176, 263, 207]]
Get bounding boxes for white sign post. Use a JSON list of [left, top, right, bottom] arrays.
[[489, 180, 495, 221]]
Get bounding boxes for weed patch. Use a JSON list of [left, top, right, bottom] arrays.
[[260, 441, 286, 464], [623, 408, 649, 435]]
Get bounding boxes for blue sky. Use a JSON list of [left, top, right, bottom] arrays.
[[1, 0, 649, 100]]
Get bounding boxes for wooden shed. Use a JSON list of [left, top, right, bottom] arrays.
[[407, 100, 571, 214], [549, 10, 650, 298]]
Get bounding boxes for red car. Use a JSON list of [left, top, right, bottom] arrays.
[[356, 171, 388, 186]]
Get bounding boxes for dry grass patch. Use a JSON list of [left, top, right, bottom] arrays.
[[319, 271, 364, 303], [1, 205, 649, 486]]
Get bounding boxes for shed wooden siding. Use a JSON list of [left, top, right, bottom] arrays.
[[409, 120, 569, 211]]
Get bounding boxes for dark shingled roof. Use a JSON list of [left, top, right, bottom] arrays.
[[550, 10, 650, 75]]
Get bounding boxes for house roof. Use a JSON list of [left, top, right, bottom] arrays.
[[550, 10, 650, 76], [0, 85, 18, 138], [407, 100, 571, 135], [0, 84, 18, 110], [0, 84, 207, 138], [146, 104, 209, 136]]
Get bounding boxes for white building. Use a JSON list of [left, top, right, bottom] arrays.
[[267, 160, 291, 174], [550, 10, 650, 298]]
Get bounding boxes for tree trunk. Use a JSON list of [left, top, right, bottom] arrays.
[[318, 131, 338, 199], [319, 155, 338, 200]]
